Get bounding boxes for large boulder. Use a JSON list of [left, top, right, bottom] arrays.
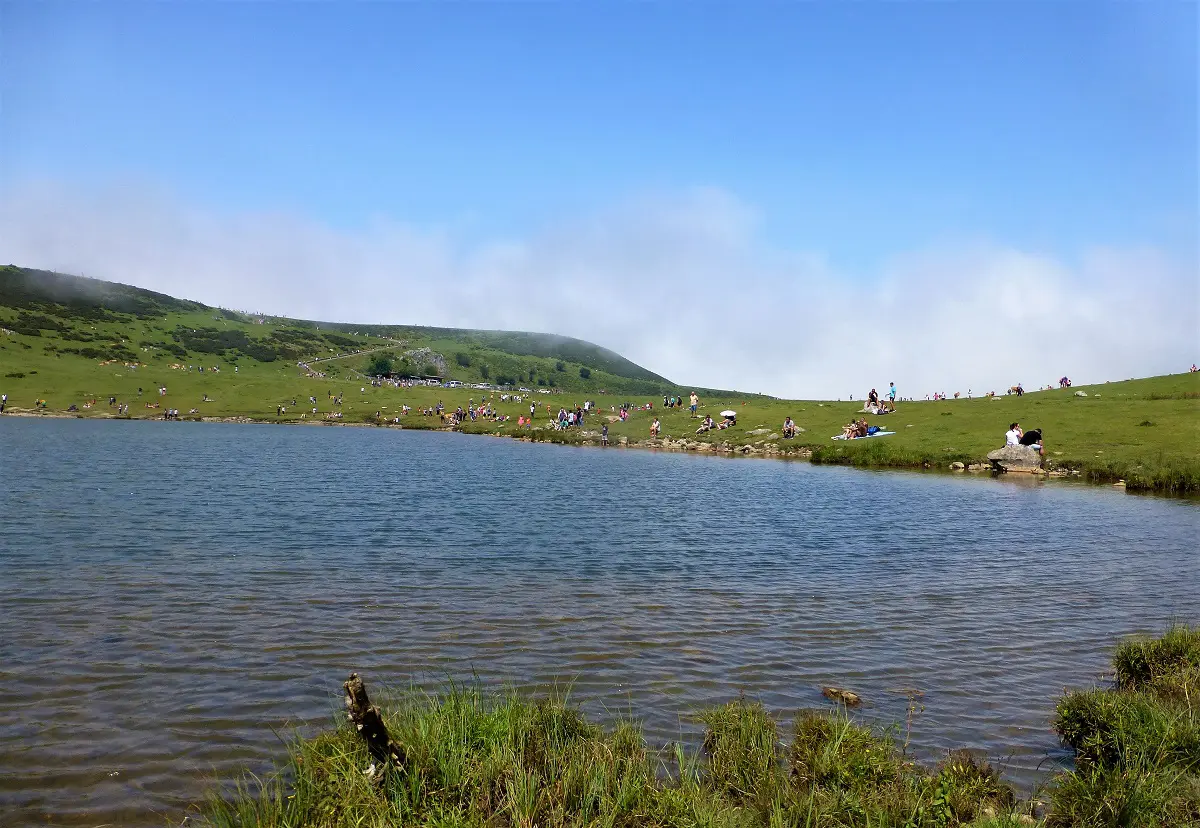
[[986, 445, 1043, 472]]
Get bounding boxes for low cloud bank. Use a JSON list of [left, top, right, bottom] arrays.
[[1, 180, 1194, 399]]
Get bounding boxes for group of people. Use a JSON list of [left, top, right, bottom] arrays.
[[1005, 422, 1045, 455], [661, 392, 699, 415], [694, 413, 736, 434], [840, 418, 880, 439], [864, 383, 897, 414], [551, 403, 592, 429]]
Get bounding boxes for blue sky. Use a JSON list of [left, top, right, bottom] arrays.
[[1, 2, 1196, 395]]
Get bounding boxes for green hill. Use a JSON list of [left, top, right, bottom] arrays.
[[0, 265, 677, 395]]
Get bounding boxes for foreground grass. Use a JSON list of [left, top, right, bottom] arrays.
[[1047, 626, 1200, 827], [199, 690, 1027, 828], [194, 627, 1199, 828]]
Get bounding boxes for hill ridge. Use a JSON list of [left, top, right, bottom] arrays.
[[0, 265, 673, 390]]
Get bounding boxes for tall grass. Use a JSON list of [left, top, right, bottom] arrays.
[[1047, 625, 1200, 827], [196, 687, 1026, 828], [194, 628, 1200, 827]]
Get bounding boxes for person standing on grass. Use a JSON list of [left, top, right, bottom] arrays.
[[689, 391, 698, 416], [888, 382, 897, 409], [601, 423, 609, 446]]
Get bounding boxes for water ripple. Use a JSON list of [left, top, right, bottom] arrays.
[[0, 418, 1196, 826]]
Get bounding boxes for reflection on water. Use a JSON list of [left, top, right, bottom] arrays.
[[0, 418, 1196, 826]]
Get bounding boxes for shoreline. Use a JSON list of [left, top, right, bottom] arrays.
[[2, 408, 1139, 493], [193, 627, 1198, 828]]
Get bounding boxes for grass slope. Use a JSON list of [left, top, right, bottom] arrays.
[[0, 266, 675, 396], [196, 628, 1200, 828], [2, 265, 1197, 493]]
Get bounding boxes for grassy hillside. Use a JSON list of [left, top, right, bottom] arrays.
[[3, 265, 1197, 493], [0, 265, 675, 396]]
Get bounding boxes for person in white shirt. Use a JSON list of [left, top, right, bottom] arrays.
[[1005, 422, 1023, 446], [1006, 421, 1045, 455]]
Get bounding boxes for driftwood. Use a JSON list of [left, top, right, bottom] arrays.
[[343, 672, 406, 773]]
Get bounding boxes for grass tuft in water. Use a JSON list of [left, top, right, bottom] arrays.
[[196, 627, 1200, 827], [196, 685, 1029, 827], [1047, 624, 1200, 827]]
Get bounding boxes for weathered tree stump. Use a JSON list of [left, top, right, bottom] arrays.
[[343, 672, 405, 773]]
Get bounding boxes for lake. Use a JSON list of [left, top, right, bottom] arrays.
[[0, 417, 1196, 826]]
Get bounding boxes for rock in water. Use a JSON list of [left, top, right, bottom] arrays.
[[822, 686, 862, 707], [986, 445, 1043, 472]]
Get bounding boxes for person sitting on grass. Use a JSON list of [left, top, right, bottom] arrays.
[[696, 415, 716, 434], [783, 417, 797, 438], [841, 418, 870, 439], [650, 417, 661, 437]]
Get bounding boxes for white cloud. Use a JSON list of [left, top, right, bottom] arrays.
[[1, 179, 1195, 398]]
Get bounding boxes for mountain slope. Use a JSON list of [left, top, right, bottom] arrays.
[[0, 265, 674, 394]]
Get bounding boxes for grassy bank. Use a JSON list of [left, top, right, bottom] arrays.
[[3, 267, 1197, 493], [196, 628, 1199, 828], [3, 352, 1196, 493]]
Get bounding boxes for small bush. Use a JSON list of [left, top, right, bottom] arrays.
[[579, 366, 591, 379], [1114, 625, 1200, 692], [1049, 625, 1200, 827]]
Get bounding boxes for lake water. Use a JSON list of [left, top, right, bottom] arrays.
[[1, 418, 1196, 826]]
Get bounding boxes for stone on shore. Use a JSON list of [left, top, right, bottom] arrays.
[[986, 445, 1043, 472], [822, 686, 862, 707]]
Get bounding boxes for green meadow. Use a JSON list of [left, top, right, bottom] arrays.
[[2, 265, 1197, 494]]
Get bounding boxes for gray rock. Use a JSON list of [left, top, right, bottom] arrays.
[[822, 686, 862, 707], [950, 461, 965, 470], [986, 445, 1043, 472], [1074, 390, 1088, 397]]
